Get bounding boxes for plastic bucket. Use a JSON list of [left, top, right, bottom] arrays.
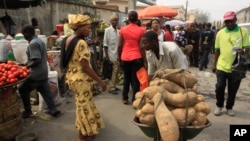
[[0, 39, 11, 62], [11, 40, 28, 64]]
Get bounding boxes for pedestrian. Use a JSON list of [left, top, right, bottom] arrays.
[[185, 21, 200, 67], [31, 17, 42, 35], [61, 14, 106, 141], [164, 24, 173, 41], [118, 10, 146, 104], [63, 18, 74, 37], [19, 25, 61, 118], [199, 22, 214, 71], [141, 31, 188, 80], [83, 12, 102, 96], [212, 11, 250, 116], [103, 14, 120, 94], [150, 19, 165, 41]]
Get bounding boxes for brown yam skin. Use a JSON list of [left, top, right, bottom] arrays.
[[135, 109, 142, 118], [194, 102, 211, 115], [142, 86, 165, 99], [153, 93, 179, 141], [135, 91, 144, 99], [160, 69, 198, 88], [196, 94, 205, 103], [171, 107, 196, 126], [160, 80, 184, 93], [192, 112, 207, 126], [163, 91, 197, 108], [139, 114, 156, 126], [149, 78, 167, 86], [141, 103, 154, 114], [132, 98, 142, 109]]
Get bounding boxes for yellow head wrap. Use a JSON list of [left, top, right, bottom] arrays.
[[68, 14, 91, 30], [110, 14, 118, 20]]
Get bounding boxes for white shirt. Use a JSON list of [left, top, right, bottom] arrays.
[[146, 42, 188, 75], [103, 26, 119, 62]]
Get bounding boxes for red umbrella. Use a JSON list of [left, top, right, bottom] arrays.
[[138, 5, 178, 19]]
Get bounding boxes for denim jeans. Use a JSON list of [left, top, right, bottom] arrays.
[[121, 58, 144, 102], [215, 70, 242, 109], [19, 78, 56, 111]]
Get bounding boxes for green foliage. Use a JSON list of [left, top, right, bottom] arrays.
[[194, 9, 210, 23]]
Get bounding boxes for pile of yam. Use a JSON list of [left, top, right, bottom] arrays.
[[133, 69, 211, 141]]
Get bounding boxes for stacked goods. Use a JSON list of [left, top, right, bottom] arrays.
[[133, 69, 211, 141], [0, 61, 29, 140], [0, 61, 29, 87]]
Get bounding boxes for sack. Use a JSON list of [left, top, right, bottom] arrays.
[[102, 59, 113, 79], [232, 53, 248, 79]]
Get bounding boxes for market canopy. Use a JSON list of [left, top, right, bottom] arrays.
[[0, 0, 45, 9], [138, 5, 178, 19]]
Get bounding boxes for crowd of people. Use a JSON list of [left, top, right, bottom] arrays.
[[1, 9, 249, 141]]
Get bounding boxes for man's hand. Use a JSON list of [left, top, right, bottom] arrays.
[[212, 66, 216, 73]]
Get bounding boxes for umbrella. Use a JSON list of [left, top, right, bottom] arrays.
[[138, 5, 178, 19], [162, 19, 185, 27]]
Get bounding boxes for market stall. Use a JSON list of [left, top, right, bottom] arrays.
[[0, 61, 30, 141]]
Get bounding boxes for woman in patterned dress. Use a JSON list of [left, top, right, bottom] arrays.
[[61, 14, 106, 141]]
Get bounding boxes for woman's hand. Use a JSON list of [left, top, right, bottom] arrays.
[[98, 81, 107, 92]]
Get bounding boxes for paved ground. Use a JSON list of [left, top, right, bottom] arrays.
[[17, 56, 250, 141]]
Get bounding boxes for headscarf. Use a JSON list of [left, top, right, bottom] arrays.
[[68, 14, 91, 30]]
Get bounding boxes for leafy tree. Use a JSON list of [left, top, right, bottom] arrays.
[[193, 9, 210, 23]]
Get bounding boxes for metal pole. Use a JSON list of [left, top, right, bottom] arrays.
[[184, 0, 188, 21]]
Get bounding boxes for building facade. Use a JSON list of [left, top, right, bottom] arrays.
[[237, 6, 250, 24]]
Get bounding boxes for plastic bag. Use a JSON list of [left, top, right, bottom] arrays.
[[102, 59, 113, 79]]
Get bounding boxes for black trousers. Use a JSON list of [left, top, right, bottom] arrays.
[[121, 58, 144, 102], [215, 70, 242, 109]]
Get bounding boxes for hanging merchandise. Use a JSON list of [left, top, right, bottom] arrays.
[[0, 13, 16, 37]]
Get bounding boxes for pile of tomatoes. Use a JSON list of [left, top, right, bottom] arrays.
[[0, 61, 30, 87]]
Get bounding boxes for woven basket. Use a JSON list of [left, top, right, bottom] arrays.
[[0, 116, 22, 141]]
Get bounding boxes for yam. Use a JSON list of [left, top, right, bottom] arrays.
[[163, 91, 198, 108], [139, 114, 156, 126], [142, 86, 165, 99], [154, 68, 180, 79], [192, 112, 207, 126], [191, 85, 198, 93], [141, 103, 154, 114], [135, 91, 144, 99], [132, 98, 142, 109], [149, 77, 160, 86], [171, 107, 196, 126], [160, 69, 198, 88], [153, 93, 179, 141], [135, 110, 142, 118], [196, 94, 205, 103], [159, 80, 184, 93], [194, 102, 211, 115]]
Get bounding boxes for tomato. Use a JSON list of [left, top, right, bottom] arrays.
[[7, 60, 15, 65], [8, 74, 15, 79]]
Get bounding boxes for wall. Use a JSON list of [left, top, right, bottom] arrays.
[[237, 7, 250, 24], [0, 1, 126, 36]]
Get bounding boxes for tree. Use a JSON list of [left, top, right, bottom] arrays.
[[193, 9, 210, 23]]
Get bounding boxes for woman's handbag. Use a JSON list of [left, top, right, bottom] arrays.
[[232, 52, 248, 79]]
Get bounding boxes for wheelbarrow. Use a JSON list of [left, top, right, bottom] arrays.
[[133, 117, 211, 141]]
